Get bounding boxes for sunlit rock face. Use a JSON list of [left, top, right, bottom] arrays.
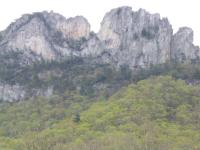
[[40, 11, 91, 40], [98, 6, 173, 68], [6, 16, 55, 60], [171, 27, 200, 63], [0, 11, 92, 65], [56, 16, 90, 40]]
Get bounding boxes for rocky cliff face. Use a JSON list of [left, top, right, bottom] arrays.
[[98, 7, 173, 68], [0, 11, 92, 66], [0, 6, 199, 101], [171, 27, 200, 63], [1, 7, 199, 68]]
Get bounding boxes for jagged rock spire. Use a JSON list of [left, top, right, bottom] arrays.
[[0, 6, 199, 68]]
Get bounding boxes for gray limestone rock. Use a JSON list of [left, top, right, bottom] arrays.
[[171, 27, 200, 63], [0, 11, 91, 65], [0, 6, 200, 101], [0, 83, 26, 102], [0, 83, 53, 102], [98, 7, 173, 69]]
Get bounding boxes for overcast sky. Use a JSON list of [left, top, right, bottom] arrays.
[[0, 0, 200, 45]]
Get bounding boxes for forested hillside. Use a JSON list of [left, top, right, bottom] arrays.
[[0, 76, 199, 150]]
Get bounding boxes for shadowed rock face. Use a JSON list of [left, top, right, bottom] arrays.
[[0, 6, 199, 102]]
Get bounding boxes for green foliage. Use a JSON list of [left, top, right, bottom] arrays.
[[0, 76, 200, 149], [72, 113, 81, 123]]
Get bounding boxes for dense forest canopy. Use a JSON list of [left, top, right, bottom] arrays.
[[0, 76, 199, 150]]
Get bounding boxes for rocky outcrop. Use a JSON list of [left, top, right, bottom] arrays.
[[58, 16, 90, 40], [0, 6, 200, 101], [0, 11, 92, 66], [1, 7, 199, 68], [0, 83, 26, 102], [171, 27, 200, 63], [0, 83, 53, 102], [98, 7, 173, 68]]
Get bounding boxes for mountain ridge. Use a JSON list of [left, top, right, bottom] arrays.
[[0, 6, 200, 102], [0, 6, 199, 67]]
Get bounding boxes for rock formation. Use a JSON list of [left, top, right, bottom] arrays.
[[0, 83, 26, 102], [171, 27, 200, 63], [98, 7, 173, 68], [0, 6, 199, 101], [0, 11, 92, 65], [1, 7, 199, 68]]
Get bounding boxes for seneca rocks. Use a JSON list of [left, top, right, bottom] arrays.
[[0, 6, 199, 68], [0, 6, 199, 101]]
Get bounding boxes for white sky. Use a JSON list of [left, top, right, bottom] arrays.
[[0, 0, 200, 45]]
